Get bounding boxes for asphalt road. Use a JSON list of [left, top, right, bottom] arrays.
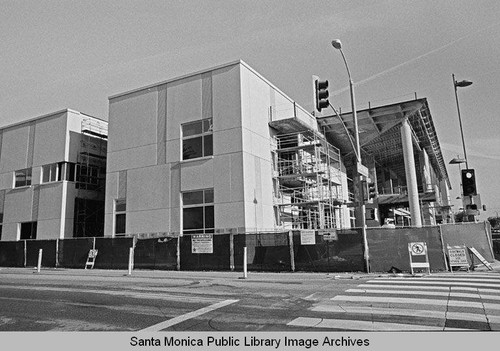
[[1, 266, 499, 331]]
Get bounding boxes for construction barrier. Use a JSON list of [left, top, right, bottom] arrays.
[[366, 226, 447, 273], [292, 229, 365, 272], [134, 237, 178, 270], [440, 222, 494, 262], [25, 240, 57, 268], [0, 241, 24, 267], [0, 222, 494, 273]]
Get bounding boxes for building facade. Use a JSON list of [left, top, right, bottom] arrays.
[[105, 61, 351, 238], [0, 109, 107, 241]]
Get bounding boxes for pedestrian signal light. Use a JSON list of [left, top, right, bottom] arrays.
[[461, 169, 477, 196]]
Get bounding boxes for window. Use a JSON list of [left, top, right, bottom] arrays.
[[20, 221, 37, 240], [183, 189, 214, 234], [114, 199, 126, 236], [182, 119, 213, 160], [41, 162, 78, 183], [42, 163, 59, 183], [14, 168, 32, 187]]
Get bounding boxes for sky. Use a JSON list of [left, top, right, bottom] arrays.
[[1, 0, 500, 220]]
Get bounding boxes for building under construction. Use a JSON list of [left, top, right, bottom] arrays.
[[0, 109, 107, 241]]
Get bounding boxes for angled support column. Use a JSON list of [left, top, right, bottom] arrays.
[[400, 119, 422, 227]]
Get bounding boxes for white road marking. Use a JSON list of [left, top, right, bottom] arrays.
[[330, 295, 494, 309], [287, 317, 473, 331], [346, 288, 500, 300], [369, 279, 500, 289], [358, 283, 500, 294], [311, 304, 500, 323], [139, 299, 239, 332]]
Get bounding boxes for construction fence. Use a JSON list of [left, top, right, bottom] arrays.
[[0, 222, 494, 273]]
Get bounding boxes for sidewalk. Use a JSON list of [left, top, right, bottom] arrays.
[[1, 259, 499, 281]]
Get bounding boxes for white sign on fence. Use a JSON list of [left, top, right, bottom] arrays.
[[408, 242, 430, 274], [191, 234, 213, 254], [300, 230, 316, 245], [448, 246, 469, 269]]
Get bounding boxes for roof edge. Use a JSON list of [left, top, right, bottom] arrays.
[[108, 59, 245, 100]]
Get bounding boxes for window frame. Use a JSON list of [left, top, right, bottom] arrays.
[[114, 198, 126, 236], [14, 168, 32, 188], [182, 189, 214, 234], [181, 119, 213, 160]]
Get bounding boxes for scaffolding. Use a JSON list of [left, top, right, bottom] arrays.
[[74, 118, 108, 237], [271, 130, 345, 230]]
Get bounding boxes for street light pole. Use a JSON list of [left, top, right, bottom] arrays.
[[331, 39, 368, 272], [452, 74, 474, 221], [452, 74, 473, 169]]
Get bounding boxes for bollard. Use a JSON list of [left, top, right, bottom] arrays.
[[128, 247, 134, 275], [243, 246, 248, 279], [37, 249, 43, 273]]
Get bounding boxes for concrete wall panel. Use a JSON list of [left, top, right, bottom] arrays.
[[165, 139, 180, 164], [105, 172, 118, 215], [36, 219, 61, 240], [4, 188, 33, 224], [37, 183, 63, 221], [166, 76, 202, 141], [128, 165, 169, 211], [127, 209, 169, 235], [215, 202, 245, 230], [213, 128, 242, 155], [0, 125, 30, 173], [108, 88, 158, 153], [107, 144, 157, 172], [32, 114, 66, 166], [212, 65, 241, 131], [1, 223, 18, 241], [241, 66, 272, 139], [180, 158, 214, 192]]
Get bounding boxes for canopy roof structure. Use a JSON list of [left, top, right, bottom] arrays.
[[316, 98, 450, 187]]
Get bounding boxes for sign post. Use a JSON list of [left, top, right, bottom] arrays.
[[37, 249, 43, 273], [408, 242, 430, 275], [447, 245, 469, 272]]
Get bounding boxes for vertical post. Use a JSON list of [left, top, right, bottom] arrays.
[[24, 240, 27, 268], [243, 246, 248, 279], [229, 233, 234, 271], [128, 247, 134, 275], [37, 249, 42, 273], [288, 231, 295, 272], [55, 238, 59, 268], [176, 235, 181, 271]]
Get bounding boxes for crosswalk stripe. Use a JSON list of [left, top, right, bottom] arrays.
[[368, 279, 500, 289], [290, 275, 500, 331], [346, 288, 500, 300], [330, 295, 494, 309], [287, 317, 473, 331], [358, 283, 500, 294], [310, 304, 500, 323]]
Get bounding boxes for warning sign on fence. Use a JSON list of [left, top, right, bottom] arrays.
[[447, 246, 469, 270], [408, 242, 430, 274], [300, 230, 316, 245], [192, 234, 213, 254]]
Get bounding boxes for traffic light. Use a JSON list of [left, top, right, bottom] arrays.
[[315, 79, 329, 112], [368, 182, 377, 199], [461, 169, 477, 196]]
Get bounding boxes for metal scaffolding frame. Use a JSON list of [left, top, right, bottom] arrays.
[[74, 118, 107, 237], [271, 130, 345, 230]]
